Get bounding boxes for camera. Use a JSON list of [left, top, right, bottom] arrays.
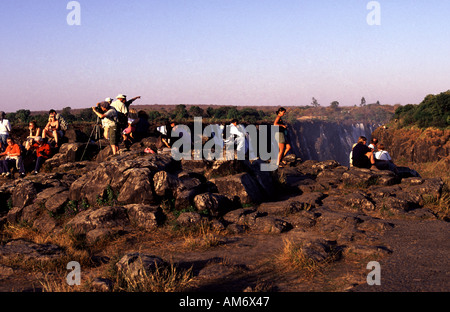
[[94, 103, 104, 114]]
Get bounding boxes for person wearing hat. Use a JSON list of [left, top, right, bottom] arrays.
[[0, 111, 11, 152], [0, 137, 26, 177], [111, 94, 129, 115], [111, 94, 130, 133], [26, 136, 52, 174], [92, 101, 119, 155], [112, 94, 141, 112]]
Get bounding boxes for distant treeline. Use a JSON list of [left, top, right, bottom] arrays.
[[6, 102, 397, 129], [393, 90, 450, 129]]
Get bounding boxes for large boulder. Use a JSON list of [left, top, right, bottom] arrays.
[[44, 142, 101, 170], [69, 154, 174, 206], [117, 168, 155, 205], [193, 192, 233, 217], [258, 192, 325, 215], [211, 173, 263, 205], [116, 252, 166, 279], [205, 160, 249, 179], [124, 204, 164, 230], [0, 239, 64, 262], [153, 171, 180, 197], [69, 162, 126, 205], [12, 180, 37, 209], [66, 206, 129, 235]]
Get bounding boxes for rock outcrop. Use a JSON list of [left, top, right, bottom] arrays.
[[1, 146, 444, 238], [0, 142, 447, 292], [372, 126, 450, 166]]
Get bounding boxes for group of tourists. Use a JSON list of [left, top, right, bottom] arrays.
[[273, 107, 399, 173], [157, 107, 294, 166], [92, 94, 146, 155], [350, 136, 398, 173], [0, 110, 62, 178], [1, 101, 401, 177]]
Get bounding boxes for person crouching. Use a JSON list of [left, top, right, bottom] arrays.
[[26, 136, 52, 174], [0, 137, 25, 178]]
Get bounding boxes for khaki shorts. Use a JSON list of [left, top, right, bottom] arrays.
[[109, 125, 119, 146], [275, 131, 286, 144]]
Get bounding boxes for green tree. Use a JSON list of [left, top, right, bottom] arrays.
[[147, 110, 162, 121], [311, 97, 320, 107], [226, 107, 239, 120], [15, 109, 31, 123], [188, 106, 204, 118], [172, 104, 189, 122], [360, 97, 366, 107], [330, 101, 340, 109], [62, 107, 76, 123]]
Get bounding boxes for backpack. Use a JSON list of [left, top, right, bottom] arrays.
[[56, 114, 68, 131], [116, 112, 128, 130]]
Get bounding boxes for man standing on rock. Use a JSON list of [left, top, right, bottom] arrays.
[[111, 94, 141, 132], [92, 101, 119, 156]]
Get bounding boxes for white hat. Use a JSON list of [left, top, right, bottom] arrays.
[[116, 94, 126, 99], [105, 98, 113, 103]]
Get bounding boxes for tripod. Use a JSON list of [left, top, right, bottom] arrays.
[[80, 117, 104, 161]]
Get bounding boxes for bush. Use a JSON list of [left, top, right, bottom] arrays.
[[394, 91, 450, 129]]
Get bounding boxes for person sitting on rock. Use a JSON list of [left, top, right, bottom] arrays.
[[374, 143, 398, 174], [352, 136, 376, 170], [349, 143, 357, 167], [42, 111, 63, 148], [24, 120, 42, 150], [26, 136, 52, 174], [161, 121, 176, 149], [133, 110, 150, 141], [122, 109, 138, 150], [368, 137, 379, 152], [0, 137, 26, 178]]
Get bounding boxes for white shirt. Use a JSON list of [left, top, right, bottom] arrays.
[[111, 100, 128, 115], [0, 119, 11, 135], [375, 150, 391, 161], [229, 124, 245, 138]]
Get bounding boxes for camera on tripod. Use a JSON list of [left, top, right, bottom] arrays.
[[93, 103, 104, 114]]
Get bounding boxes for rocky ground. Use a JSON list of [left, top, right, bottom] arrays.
[[0, 138, 448, 292]]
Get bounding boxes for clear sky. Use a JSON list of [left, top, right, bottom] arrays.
[[0, 0, 449, 112]]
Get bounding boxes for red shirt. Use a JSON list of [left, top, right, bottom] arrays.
[[32, 142, 52, 159], [1, 143, 21, 157]]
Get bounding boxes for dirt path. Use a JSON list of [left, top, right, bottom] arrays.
[[352, 219, 450, 292], [1, 217, 448, 292]]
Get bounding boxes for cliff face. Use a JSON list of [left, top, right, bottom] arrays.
[[372, 127, 450, 165], [289, 121, 379, 167]]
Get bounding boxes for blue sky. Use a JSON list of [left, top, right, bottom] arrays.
[[0, 0, 449, 112]]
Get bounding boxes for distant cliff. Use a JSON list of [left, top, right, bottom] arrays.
[[289, 121, 380, 167], [372, 127, 450, 165]]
